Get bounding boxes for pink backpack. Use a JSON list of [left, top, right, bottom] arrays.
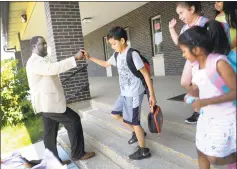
[[203, 53, 236, 105]]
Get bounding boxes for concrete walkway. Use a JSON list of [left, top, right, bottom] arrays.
[[88, 76, 194, 124]]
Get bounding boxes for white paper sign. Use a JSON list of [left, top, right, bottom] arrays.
[[155, 32, 163, 45]]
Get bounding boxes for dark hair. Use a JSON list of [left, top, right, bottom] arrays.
[[177, 1, 202, 15], [107, 26, 127, 42], [178, 20, 230, 56], [216, 2, 237, 29], [30, 36, 44, 49]]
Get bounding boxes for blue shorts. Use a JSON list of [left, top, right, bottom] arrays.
[[111, 93, 144, 125]]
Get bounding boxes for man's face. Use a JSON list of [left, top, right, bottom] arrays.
[[33, 38, 48, 57]]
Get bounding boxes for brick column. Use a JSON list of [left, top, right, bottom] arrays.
[[44, 2, 90, 103]]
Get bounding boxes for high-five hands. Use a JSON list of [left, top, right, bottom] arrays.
[[74, 50, 85, 60], [80, 50, 91, 60]]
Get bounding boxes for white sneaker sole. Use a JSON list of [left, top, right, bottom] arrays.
[[185, 120, 197, 124]]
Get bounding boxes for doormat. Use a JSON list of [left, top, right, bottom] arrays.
[[167, 93, 186, 102]]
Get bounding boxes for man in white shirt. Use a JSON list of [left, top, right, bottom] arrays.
[[26, 36, 95, 165]]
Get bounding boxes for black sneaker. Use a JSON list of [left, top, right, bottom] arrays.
[[185, 112, 199, 124], [128, 131, 147, 144], [129, 147, 151, 160]]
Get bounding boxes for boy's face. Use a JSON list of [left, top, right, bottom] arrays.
[[108, 38, 126, 53]]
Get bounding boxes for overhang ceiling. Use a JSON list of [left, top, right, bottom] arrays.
[[7, 2, 28, 49], [79, 2, 148, 35], [7, 2, 148, 48]]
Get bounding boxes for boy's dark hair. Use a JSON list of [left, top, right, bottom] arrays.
[[176, 1, 202, 15], [215, 2, 237, 29], [178, 20, 230, 56], [107, 26, 127, 42], [30, 36, 44, 50]]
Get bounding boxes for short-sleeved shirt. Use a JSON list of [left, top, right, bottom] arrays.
[[180, 16, 209, 66], [180, 16, 209, 34], [192, 67, 236, 118], [108, 47, 145, 97], [216, 15, 236, 50]]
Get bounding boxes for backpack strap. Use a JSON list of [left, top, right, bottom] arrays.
[[114, 49, 142, 78], [114, 48, 144, 79], [221, 22, 231, 44], [206, 53, 236, 105], [126, 48, 143, 79], [199, 16, 208, 27], [227, 49, 236, 73], [127, 48, 151, 98], [114, 52, 119, 63], [180, 16, 208, 34], [206, 53, 230, 93]]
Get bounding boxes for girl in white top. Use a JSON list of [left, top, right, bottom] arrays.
[[179, 20, 236, 169], [169, 2, 208, 124]]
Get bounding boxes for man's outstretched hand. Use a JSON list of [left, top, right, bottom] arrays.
[[74, 50, 85, 60]]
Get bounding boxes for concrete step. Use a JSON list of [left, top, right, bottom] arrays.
[[88, 101, 226, 169], [83, 109, 198, 169], [81, 120, 183, 169], [90, 100, 196, 142], [57, 122, 182, 169], [68, 100, 94, 118], [58, 130, 122, 169]]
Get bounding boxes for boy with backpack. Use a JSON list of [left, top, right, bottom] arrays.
[[82, 26, 156, 160]]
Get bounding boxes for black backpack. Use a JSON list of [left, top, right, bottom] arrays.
[[114, 48, 151, 94]]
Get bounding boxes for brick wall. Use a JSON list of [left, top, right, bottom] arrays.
[[44, 1, 90, 103], [84, 1, 216, 76], [201, 1, 216, 19]]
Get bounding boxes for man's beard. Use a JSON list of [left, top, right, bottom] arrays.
[[40, 50, 48, 57]]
